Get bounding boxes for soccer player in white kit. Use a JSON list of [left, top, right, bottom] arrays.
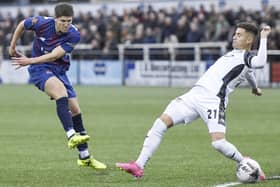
[[116, 22, 271, 180]]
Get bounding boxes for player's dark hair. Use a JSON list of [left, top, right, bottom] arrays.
[[236, 22, 258, 36], [55, 3, 74, 17]]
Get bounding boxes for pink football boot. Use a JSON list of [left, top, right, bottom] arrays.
[[116, 161, 143, 178]]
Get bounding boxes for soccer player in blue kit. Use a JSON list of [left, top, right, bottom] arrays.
[[9, 3, 106, 169]]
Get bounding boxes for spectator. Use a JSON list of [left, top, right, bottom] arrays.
[[175, 15, 189, 43], [161, 16, 175, 42], [102, 30, 118, 59], [143, 27, 157, 43], [1, 2, 280, 59], [186, 19, 203, 42], [214, 14, 230, 41]]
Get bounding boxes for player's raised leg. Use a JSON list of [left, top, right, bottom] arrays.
[[69, 98, 106, 169], [211, 132, 244, 162], [116, 98, 195, 178], [210, 131, 265, 180], [205, 105, 244, 163], [116, 114, 171, 178], [45, 77, 89, 148]]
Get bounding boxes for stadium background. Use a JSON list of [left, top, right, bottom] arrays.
[[0, 0, 280, 87], [0, 1, 280, 187]]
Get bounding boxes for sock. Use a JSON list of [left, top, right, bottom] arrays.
[[79, 150, 90, 159], [66, 129, 76, 139], [136, 118, 167, 169], [56, 97, 75, 138], [72, 113, 89, 158], [212, 139, 244, 162]]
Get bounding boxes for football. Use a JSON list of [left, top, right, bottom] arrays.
[[236, 158, 261, 183]]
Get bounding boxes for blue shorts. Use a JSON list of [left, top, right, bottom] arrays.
[[28, 65, 76, 98]]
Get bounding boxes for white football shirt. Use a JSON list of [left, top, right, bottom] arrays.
[[195, 49, 251, 98], [195, 38, 267, 101]]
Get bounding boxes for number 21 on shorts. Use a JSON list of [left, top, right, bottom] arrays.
[[207, 109, 217, 119]]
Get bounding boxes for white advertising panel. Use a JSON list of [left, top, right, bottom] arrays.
[[255, 63, 270, 87], [0, 60, 29, 84], [125, 60, 206, 87]]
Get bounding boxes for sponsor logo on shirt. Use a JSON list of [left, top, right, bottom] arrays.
[[32, 18, 38, 25], [45, 70, 52, 74]]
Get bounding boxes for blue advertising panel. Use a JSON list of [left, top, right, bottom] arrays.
[[68, 60, 122, 85]]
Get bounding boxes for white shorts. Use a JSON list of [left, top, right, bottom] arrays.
[[163, 86, 226, 133]]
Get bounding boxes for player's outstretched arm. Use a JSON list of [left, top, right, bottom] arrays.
[[245, 70, 257, 88], [245, 70, 262, 96], [250, 25, 271, 68], [29, 45, 66, 64], [9, 20, 25, 57], [11, 46, 66, 69], [260, 25, 271, 39]]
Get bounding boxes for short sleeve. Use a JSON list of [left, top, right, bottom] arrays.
[[60, 29, 80, 53], [24, 16, 41, 31]]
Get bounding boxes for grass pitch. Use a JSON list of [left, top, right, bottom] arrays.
[[0, 85, 279, 187]]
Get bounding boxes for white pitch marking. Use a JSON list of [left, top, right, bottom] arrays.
[[213, 175, 280, 187], [212, 181, 242, 187]]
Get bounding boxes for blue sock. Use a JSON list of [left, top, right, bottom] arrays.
[[56, 97, 74, 135], [72, 113, 89, 157]]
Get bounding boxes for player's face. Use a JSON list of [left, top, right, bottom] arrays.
[[232, 28, 251, 50], [55, 16, 72, 33]]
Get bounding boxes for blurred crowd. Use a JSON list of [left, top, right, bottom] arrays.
[[0, 3, 280, 59]]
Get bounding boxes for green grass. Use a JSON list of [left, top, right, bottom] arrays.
[[0, 85, 279, 187]]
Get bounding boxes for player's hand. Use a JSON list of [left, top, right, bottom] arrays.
[[252, 87, 262, 96], [9, 47, 24, 58], [260, 25, 271, 38], [11, 56, 32, 70]]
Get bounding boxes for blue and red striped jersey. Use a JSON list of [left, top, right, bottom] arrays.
[[24, 16, 80, 71]]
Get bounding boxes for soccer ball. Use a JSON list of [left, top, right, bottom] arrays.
[[236, 158, 261, 183]]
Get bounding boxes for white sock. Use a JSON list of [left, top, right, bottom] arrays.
[[212, 139, 244, 162], [79, 149, 90, 159], [136, 118, 167, 169], [66, 129, 76, 139]]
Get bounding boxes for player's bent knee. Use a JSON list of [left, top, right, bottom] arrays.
[[159, 114, 173, 128], [210, 132, 225, 141], [45, 77, 68, 99]]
